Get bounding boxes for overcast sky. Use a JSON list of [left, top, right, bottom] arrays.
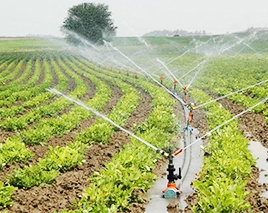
[[0, 0, 268, 37]]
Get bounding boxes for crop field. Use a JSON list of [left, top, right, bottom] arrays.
[[0, 34, 267, 213]]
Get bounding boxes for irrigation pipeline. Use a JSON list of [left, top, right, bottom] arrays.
[[46, 88, 169, 157], [195, 78, 268, 109], [163, 96, 268, 197], [179, 107, 194, 185]]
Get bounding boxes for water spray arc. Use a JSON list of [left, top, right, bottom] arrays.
[[46, 88, 167, 155], [47, 88, 186, 198], [178, 60, 207, 81], [156, 58, 184, 88], [195, 78, 268, 109], [76, 34, 267, 203], [184, 97, 267, 152], [103, 41, 186, 105]]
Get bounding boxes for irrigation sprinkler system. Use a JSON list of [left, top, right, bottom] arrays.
[[74, 36, 268, 202], [47, 79, 267, 200], [184, 97, 268, 151], [63, 34, 268, 203], [46, 88, 184, 198], [46, 88, 168, 156]]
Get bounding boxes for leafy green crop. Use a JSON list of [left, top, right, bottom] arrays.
[[0, 136, 33, 169], [0, 181, 17, 209], [38, 142, 87, 171], [7, 165, 58, 189], [190, 89, 255, 212], [60, 61, 179, 212]]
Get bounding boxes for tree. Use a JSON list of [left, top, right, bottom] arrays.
[[61, 3, 117, 45]]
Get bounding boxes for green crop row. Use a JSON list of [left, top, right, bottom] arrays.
[[7, 141, 87, 189], [7, 65, 140, 189], [0, 58, 53, 118], [6, 55, 141, 189], [194, 56, 268, 120], [0, 181, 17, 210], [0, 57, 46, 107], [4, 62, 112, 189], [0, 136, 33, 170], [19, 57, 89, 145], [59, 62, 178, 213], [0, 56, 98, 169], [0, 57, 18, 77], [189, 89, 255, 212], [0, 59, 27, 107], [21, 57, 56, 108], [69, 57, 140, 145], [0, 57, 22, 85], [0, 57, 54, 121], [0, 57, 74, 131]]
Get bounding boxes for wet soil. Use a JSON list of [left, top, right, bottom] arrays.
[[3, 89, 152, 213]]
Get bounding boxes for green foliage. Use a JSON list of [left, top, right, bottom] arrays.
[[38, 142, 88, 171], [190, 89, 255, 212], [76, 120, 114, 144], [143, 105, 177, 132], [0, 181, 17, 209], [192, 178, 251, 212], [61, 3, 117, 45], [193, 56, 268, 121], [0, 136, 33, 169], [63, 62, 179, 212], [7, 165, 58, 189]]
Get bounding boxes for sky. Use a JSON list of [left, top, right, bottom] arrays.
[[0, 0, 268, 37]]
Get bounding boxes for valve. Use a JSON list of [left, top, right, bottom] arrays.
[[162, 154, 182, 198]]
